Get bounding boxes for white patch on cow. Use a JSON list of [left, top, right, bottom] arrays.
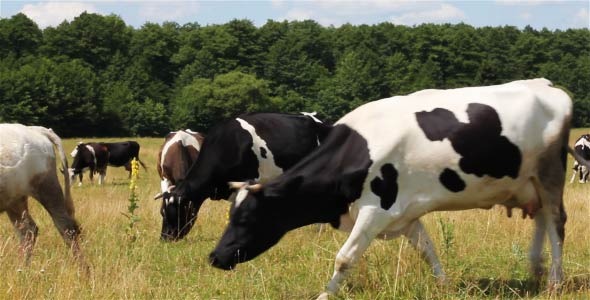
[[301, 111, 323, 123], [301, 112, 324, 145], [161, 178, 171, 194], [84, 144, 96, 166], [574, 136, 590, 149], [70, 141, 85, 157], [160, 131, 201, 173], [234, 186, 252, 208], [160, 180, 177, 206], [236, 118, 283, 182]]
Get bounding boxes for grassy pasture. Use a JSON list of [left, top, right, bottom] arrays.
[[1, 130, 589, 300]]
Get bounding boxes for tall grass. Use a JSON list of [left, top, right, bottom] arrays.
[[0, 132, 589, 299]]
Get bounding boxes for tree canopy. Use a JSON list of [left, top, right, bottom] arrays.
[[1, 13, 589, 136]]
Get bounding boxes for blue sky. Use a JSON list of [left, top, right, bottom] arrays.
[[1, 1, 588, 30]]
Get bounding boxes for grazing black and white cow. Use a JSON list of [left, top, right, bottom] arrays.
[[569, 134, 590, 183], [70, 141, 147, 185], [0, 124, 85, 267], [210, 79, 590, 299], [156, 129, 205, 216], [157, 112, 331, 241]]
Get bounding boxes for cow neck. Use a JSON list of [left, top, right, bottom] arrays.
[[263, 124, 373, 229]]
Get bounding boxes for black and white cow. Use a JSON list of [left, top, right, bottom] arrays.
[[157, 112, 331, 241], [70, 141, 147, 185], [210, 79, 590, 299], [569, 134, 590, 183], [156, 129, 204, 214], [0, 124, 86, 268]]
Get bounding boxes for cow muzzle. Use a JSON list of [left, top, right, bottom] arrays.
[[208, 251, 237, 271]]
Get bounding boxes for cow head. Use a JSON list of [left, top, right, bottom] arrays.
[[69, 143, 92, 180], [208, 183, 288, 270], [209, 177, 322, 270], [156, 182, 205, 241]]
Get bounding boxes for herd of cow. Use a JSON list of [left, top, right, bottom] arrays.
[[1, 78, 590, 298]]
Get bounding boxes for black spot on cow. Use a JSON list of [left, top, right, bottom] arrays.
[[416, 103, 522, 179], [370, 163, 399, 210], [439, 168, 466, 192], [260, 147, 267, 159], [415, 108, 461, 141]]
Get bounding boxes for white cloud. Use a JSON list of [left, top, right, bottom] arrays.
[[20, 2, 97, 28], [520, 11, 533, 20], [496, 0, 564, 5], [574, 7, 589, 28], [138, 2, 200, 23], [277, 1, 465, 27], [282, 8, 315, 21], [390, 3, 466, 26]]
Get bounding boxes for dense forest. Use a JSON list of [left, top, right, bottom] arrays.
[[1, 12, 589, 137]]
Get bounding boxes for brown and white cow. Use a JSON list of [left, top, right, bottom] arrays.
[[210, 79, 590, 299], [0, 124, 85, 268], [70, 141, 147, 185], [569, 134, 590, 183], [156, 129, 205, 229]]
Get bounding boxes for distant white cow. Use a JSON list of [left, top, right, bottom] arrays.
[[0, 124, 85, 267]]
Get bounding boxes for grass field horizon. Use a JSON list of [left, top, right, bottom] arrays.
[[1, 129, 589, 299]]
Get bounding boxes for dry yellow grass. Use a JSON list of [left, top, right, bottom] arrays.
[[0, 132, 589, 299]]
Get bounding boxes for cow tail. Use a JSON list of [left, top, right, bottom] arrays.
[[567, 146, 590, 170], [137, 158, 148, 171], [36, 127, 75, 217]]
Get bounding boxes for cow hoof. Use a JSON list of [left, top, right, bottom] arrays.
[[546, 280, 563, 294], [436, 274, 449, 286], [316, 292, 330, 300]]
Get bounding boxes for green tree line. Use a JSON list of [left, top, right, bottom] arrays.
[[1, 13, 589, 137]]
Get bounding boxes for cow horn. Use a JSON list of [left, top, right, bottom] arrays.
[[228, 181, 247, 189], [245, 183, 263, 192], [154, 192, 163, 200]]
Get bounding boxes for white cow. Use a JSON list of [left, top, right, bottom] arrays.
[[0, 124, 85, 268], [210, 79, 590, 299]]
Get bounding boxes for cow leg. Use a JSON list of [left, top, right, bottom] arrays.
[[530, 197, 566, 288], [77, 173, 83, 186], [98, 170, 106, 185], [532, 145, 566, 288], [569, 164, 577, 183], [401, 219, 446, 282], [125, 162, 131, 178], [31, 174, 88, 272], [318, 206, 393, 300], [6, 197, 38, 266], [376, 219, 446, 283], [530, 211, 547, 278]]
